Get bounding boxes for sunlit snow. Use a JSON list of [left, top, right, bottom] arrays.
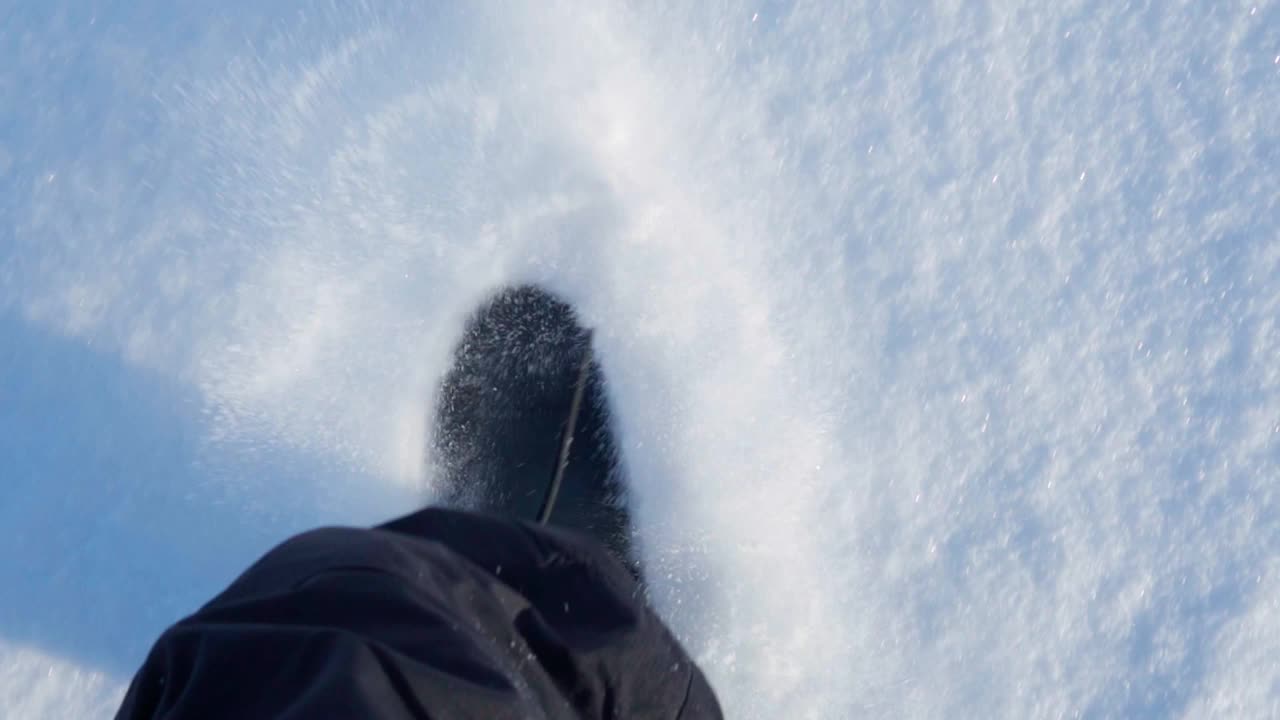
[[2, 2, 1277, 718]]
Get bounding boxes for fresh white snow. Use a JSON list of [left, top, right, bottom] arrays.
[[2, 2, 1277, 718]]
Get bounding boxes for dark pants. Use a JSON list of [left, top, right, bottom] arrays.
[[116, 508, 722, 719]]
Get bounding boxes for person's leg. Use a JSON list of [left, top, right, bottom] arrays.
[[116, 509, 721, 719], [116, 285, 721, 718]]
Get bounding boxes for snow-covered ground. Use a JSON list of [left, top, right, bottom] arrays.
[[2, 2, 1277, 717]]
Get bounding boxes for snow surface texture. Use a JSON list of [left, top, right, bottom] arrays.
[[2, 1, 1278, 718]]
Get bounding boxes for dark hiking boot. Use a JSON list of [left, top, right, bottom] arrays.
[[431, 285, 635, 568]]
